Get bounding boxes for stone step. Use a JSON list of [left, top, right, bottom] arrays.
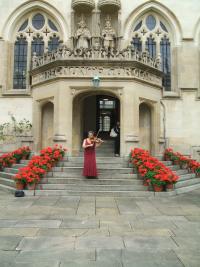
[[56, 162, 127, 168], [176, 169, 189, 175], [0, 184, 15, 194], [168, 165, 181, 171], [52, 167, 133, 174], [3, 168, 19, 174], [37, 184, 146, 191], [0, 172, 15, 179], [175, 178, 200, 189], [24, 189, 153, 197], [63, 157, 125, 163], [175, 183, 200, 194], [40, 177, 142, 185], [0, 177, 15, 188], [46, 172, 137, 179], [12, 164, 27, 169], [178, 173, 196, 181], [79, 152, 115, 157]]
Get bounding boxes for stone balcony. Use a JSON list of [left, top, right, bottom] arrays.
[[30, 45, 163, 88]]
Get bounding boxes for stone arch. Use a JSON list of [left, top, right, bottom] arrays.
[[72, 89, 121, 156], [123, 1, 182, 45], [139, 101, 152, 152], [2, 0, 69, 41], [41, 102, 54, 149]]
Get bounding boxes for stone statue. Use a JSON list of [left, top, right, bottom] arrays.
[[102, 15, 116, 49], [75, 15, 91, 49]]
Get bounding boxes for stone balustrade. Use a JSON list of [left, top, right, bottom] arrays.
[[31, 45, 162, 71]]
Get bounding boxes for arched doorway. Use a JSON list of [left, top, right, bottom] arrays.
[[41, 102, 54, 148], [139, 103, 152, 152], [72, 91, 120, 156]]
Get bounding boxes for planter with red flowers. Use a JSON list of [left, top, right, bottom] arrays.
[[14, 145, 67, 190], [164, 148, 200, 178], [130, 148, 179, 192]]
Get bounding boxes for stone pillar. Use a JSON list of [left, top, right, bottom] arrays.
[[33, 100, 42, 152], [70, 10, 75, 49], [122, 89, 140, 156], [151, 102, 161, 156], [53, 86, 73, 153], [0, 39, 9, 92]]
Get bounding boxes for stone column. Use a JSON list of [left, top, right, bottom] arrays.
[[53, 85, 73, 153], [151, 102, 161, 156], [0, 39, 9, 92], [122, 89, 140, 156], [70, 10, 75, 49], [32, 100, 42, 152]]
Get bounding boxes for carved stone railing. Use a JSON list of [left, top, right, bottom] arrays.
[[31, 45, 163, 88], [32, 45, 162, 71]]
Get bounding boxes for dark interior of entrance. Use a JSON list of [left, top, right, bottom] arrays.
[[83, 95, 120, 139]]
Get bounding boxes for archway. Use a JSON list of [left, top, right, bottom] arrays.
[[41, 102, 54, 148], [139, 103, 152, 152], [72, 91, 120, 156]]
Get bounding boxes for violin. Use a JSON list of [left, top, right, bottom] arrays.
[[90, 130, 104, 144]]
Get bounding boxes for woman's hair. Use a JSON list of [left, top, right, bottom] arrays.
[[88, 131, 94, 135]]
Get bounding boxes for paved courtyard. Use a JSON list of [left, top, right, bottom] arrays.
[[0, 190, 200, 267]]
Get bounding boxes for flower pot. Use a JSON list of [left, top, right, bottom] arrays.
[[153, 184, 164, 192], [173, 160, 179, 165], [143, 180, 149, 186], [166, 183, 174, 190], [27, 183, 36, 190], [164, 155, 170, 161], [16, 181, 25, 190]]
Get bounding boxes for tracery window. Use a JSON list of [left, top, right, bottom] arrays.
[[132, 13, 171, 91], [13, 12, 62, 89]]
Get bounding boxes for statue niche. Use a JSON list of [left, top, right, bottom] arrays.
[[102, 15, 116, 49], [75, 15, 91, 49]]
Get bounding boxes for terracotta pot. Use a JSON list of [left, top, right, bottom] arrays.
[[27, 183, 36, 190], [166, 183, 174, 190], [173, 160, 179, 165], [153, 184, 164, 192], [164, 155, 170, 161], [16, 181, 25, 190]]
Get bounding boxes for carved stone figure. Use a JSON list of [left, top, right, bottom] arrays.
[[102, 15, 116, 49], [75, 15, 91, 49]]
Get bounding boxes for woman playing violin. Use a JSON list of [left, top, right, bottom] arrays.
[[82, 131, 103, 178]]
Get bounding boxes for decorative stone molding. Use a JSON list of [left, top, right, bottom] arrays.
[[125, 135, 139, 142], [32, 44, 162, 70], [72, 0, 95, 10], [98, 0, 121, 10]]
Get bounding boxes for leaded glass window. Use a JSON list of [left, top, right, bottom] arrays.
[[13, 37, 27, 89], [13, 12, 62, 89], [132, 13, 172, 90]]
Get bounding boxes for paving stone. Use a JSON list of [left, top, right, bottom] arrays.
[[124, 236, 178, 250], [15, 249, 95, 262], [61, 217, 99, 229], [76, 236, 124, 249], [16, 236, 75, 251], [0, 220, 17, 227], [175, 249, 200, 267], [0, 236, 22, 250], [0, 251, 19, 267], [12, 261, 60, 267], [14, 219, 62, 228], [135, 201, 162, 215], [0, 228, 39, 237], [96, 208, 119, 216], [122, 249, 184, 267], [60, 260, 122, 267]]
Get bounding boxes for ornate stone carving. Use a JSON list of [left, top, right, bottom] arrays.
[[75, 15, 91, 49], [71, 0, 95, 10], [98, 0, 121, 10], [102, 15, 116, 49], [32, 44, 160, 70]]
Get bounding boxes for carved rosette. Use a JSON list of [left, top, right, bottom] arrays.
[[71, 0, 95, 10], [98, 0, 121, 10]]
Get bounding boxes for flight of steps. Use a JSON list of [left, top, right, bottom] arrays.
[[0, 154, 200, 196]]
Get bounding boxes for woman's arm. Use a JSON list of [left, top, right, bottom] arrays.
[[82, 139, 93, 148]]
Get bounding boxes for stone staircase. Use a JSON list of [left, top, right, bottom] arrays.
[[0, 153, 200, 196]]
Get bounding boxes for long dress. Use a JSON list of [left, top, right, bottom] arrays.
[[83, 139, 98, 177]]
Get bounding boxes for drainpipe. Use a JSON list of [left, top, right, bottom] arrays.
[[160, 100, 167, 150]]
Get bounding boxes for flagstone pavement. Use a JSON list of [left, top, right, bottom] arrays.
[[1, 190, 200, 267]]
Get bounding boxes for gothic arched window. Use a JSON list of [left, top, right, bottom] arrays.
[[132, 13, 172, 91], [13, 12, 62, 89]]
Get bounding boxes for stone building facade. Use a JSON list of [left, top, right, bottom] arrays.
[[0, 0, 200, 158]]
